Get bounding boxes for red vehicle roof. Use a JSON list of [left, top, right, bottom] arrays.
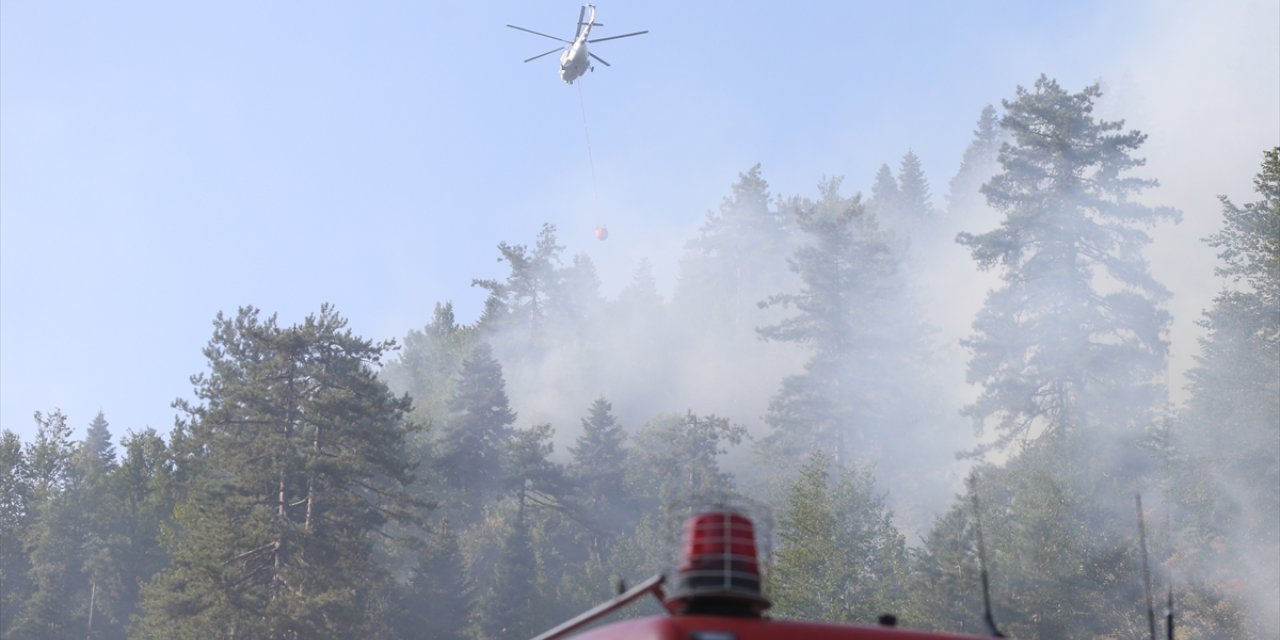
[[569, 615, 988, 640]]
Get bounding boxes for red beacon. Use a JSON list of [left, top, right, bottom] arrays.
[[532, 508, 997, 640]]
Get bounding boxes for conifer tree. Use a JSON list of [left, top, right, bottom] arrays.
[[675, 164, 792, 336], [957, 76, 1177, 455], [568, 398, 630, 532], [381, 302, 475, 430], [135, 305, 418, 639], [437, 341, 517, 509], [475, 507, 540, 640], [505, 423, 564, 511], [73, 413, 125, 639], [758, 179, 902, 464], [555, 253, 606, 336], [473, 223, 565, 342], [770, 450, 910, 624], [906, 505, 986, 634], [84, 411, 116, 468], [107, 428, 175, 638], [897, 149, 935, 220], [0, 430, 32, 636], [632, 412, 745, 507], [25, 410, 75, 499], [867, 163, 901, 221], [947, 104, 1001, 215], [395, 520, 473, 640], [12, 410, 92, 639], [1171, 146, 1279, 637]]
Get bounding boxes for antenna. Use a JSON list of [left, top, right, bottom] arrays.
[[1137, 493, 1157, 640], [968, 474, 1006, 638]]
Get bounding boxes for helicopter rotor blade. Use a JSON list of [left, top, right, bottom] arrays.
[[506, 24, 571, 44], [588, 51, 611, 67], [523, 47, 565, 63], [588, 30, 648, 43]]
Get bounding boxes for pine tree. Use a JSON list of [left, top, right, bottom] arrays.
[[947, 104, 1001, 215], [555, 253, 606, 337], [381, 302, 476, 430], [867, 163, 901, 221], [758, 179, 901, 464], [84, 411, 116, 468], [674, 164, 792, 336], [632, 412, 745, 507], [770, 450, 910, 624], [12, 409, 93, 639], [436, 341, 517, 509], [106, 428, 175, 638], [906, 505, 987, 635], [73, 413, 125, 639], [957, 76, 1178, 455], [505, 423, 564, 511], [568, 398, 631, 537], [1171, 147, 1279, 638], [0, 430, 32, 636], [473, 223, 566, 343], [897, 149, 935, 220], [25, 410, 75, 499], [475, 507, 540, 640], [395, 519, 473, 640], [135, 305, 419, 639]]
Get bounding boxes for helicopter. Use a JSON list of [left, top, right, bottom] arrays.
[[507, 4, 647, 84]]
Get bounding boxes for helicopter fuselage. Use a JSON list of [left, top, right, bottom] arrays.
[[558, 7, 595, 84], [560, 42, 589, 84]]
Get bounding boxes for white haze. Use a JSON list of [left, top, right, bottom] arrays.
[[441, 2, 1278, 631]]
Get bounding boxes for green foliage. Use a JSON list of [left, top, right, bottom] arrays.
[[394, 519, 473, 640], [7, 81, 1274, 640], [958, 76, 1177, 456], [436, 341, 518, 509], [474, 507, 540, 639], [759, 178, 908, 464], [135, 305, 419, 639], [381, 302, 476, 431], [675, 164, 793, 338], [473, 222, 565, 342], [0, 430, 32, 635], [867, 164, 900, 220], [1168, 147, 1280, 637], [631, 412, 745, 507], [568, 397, 633, 541], [769, 450, 910, 625], [897, 150, 935, 220], [906, 505, 987, 634], [947, 104, 1001, 215]]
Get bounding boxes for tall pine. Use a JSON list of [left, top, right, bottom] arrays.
[[136, 306, 418, 639], [957, 76, 1177, 455], [758, 179, 903, 465]]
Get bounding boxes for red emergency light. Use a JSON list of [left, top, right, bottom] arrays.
[[664, 510, 771, 616]]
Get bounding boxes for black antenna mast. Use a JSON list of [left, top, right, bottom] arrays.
[[968, 474, 1006, 638], [1137, 493, 1157, 640]]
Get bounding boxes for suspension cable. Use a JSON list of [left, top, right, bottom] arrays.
[[576, 80, 601, 216]]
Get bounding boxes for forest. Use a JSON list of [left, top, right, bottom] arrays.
[[1, 77, 1276, 639]]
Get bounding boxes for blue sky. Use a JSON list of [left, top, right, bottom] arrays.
[[3, 1, 1277, 442]]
